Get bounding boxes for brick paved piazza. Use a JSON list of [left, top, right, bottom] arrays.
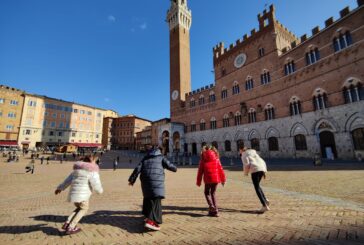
[[0, 154, 363, 245]]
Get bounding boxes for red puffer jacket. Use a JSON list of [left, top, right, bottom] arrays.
[[196, 150, 226, 186]]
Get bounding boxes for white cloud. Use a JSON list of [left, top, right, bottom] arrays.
[[139, 22, 147, 30], [108, 15, 116, 22]]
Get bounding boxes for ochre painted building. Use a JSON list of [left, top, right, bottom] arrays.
[[163, 0, 364, 159]]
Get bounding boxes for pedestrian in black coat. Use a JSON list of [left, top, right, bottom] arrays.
[[128, 148, 177, 231]]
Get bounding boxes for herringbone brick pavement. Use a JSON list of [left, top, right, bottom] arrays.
[[0, 157, 363, 245]]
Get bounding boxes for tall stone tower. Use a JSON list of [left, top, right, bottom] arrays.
[[167, 0, 192, 120]]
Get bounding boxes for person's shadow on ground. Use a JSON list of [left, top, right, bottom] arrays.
[[0, 224, 61, 236]]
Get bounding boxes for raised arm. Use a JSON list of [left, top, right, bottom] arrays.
[[162, 157, 177, 172], [57, 173, 73, 191]]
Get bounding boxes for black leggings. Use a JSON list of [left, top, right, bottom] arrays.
[[251, 171, 267, 206]]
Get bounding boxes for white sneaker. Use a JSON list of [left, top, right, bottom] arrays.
[[259, 206, 270, 213]]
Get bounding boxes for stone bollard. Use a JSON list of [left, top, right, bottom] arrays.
[[189, 156, 192, 166], [230, 158, 234, 166]]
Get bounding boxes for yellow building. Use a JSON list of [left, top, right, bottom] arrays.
[[18, 92, 119, 150], [0, 85, 24, 148]]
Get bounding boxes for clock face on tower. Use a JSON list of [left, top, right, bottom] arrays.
[[234, 53, 247, 68], [171, 90, 179, 101]]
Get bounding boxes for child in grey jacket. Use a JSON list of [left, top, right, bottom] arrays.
[[55, 156, 103, 235]]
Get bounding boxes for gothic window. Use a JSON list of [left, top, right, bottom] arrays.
[[306, 48, 320, 65], [200, 119, 206, 131], [313, 89, 328, 110], [234, 112, 242, 126], [264, 104, 275, 120], [232, 81, 240, 95], [294, 134, 307, 150], [225, 140, 231, 152], [333, 31, 352, 52], [268, 137, 279, 151], [237, 139, 244, 149], [248, 108, 257, 123], [221, 87, 228, 99], [190, 98, 195, 108], [199, 95, 205, 105], [352, 128, 364, 150], [210, 117, 217, 130], [250, 138, 260, 151], [245, 76, 254, 90], [209, 91, 216, 102], [260, 70, 271, 85], [284, 60, 296, 75], [223, 114, 230, 128], [212, 141, 218, 149], [343, 82, 363, 104], [289, 97, 302, 116]]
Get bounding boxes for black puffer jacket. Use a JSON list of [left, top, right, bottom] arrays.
[[128, 149, 177, 199]]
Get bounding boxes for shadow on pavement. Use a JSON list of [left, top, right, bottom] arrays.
[[0, 224, 61, 236], [163, 205, 261, 215]]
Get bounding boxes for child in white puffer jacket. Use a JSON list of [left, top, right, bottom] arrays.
[[55, 156, 103, 235]]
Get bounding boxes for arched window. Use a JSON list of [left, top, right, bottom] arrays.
[[234, 111, 242, 126], [264, 104, 275, 120], [232, 81, 240, 95], [212, 141, 218, 149], [198, 95, 205, 105], [333, 30, 352, 52], [313, 89, 328, 110], [261, 70, 271, 85], [258, 47, 265, 57], [210, 117, 217, 130], [268, 137, 279, 151], [200, 119, 206, 131], [221, 87, 228, 99], [245, 76, 254, 90], [251, 138, 260, 151], [306, 47, 320, 65], [223, 114, 230, 128], [284, 59, 296, 75], [237, 139, 244, 150], [289, 96, 302, 116], [343, 79, 363, 103], [294, 134, 307, 150], [190, 121, 196, 132], [225, 140, 231, 152], [190, 98, 195, 108], [209, 91, 216, 102], [248, 108, 257, 123], [352, 128, 364, 150]]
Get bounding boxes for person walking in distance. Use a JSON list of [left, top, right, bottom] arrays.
[[55, 156, 103, 235], [239, 146, 270, 213], [128, 147, 177, 231], [40, 156, 44, 165], [113, 158, 118, 171], [196, 145, 226, 217], [46, 156, 50, 165]]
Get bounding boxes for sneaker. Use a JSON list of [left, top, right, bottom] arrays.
[[61, 222, 70, 230], [65, 226, 82, 235], [259, 206, 270, 213], [144, 219, 160, 231]]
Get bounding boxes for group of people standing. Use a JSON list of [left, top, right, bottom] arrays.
[[55, 145, 269, 234]]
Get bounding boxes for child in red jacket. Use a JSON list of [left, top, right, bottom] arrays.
[[196, 145, 226, 217]]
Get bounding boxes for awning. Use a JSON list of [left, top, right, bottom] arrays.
[[72, 143, 103, 148], [0, 141, 18, 146]]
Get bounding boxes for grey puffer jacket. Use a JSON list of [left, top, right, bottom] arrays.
[[57, 161, 103, 203], [128, 149, 177, 199]]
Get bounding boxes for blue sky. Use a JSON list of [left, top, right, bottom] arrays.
[[0, 0, 357, 121]]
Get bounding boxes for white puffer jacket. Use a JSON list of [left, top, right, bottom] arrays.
[[241, 149, 267, 175], [57, 161, 103, 203]]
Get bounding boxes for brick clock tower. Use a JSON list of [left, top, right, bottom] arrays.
[[167, 0, 192, 121]]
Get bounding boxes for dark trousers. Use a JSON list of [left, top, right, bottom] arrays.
[[142, 198, 162, 224], [251, 171, 267, 206], [204, 183, 218, 210]]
